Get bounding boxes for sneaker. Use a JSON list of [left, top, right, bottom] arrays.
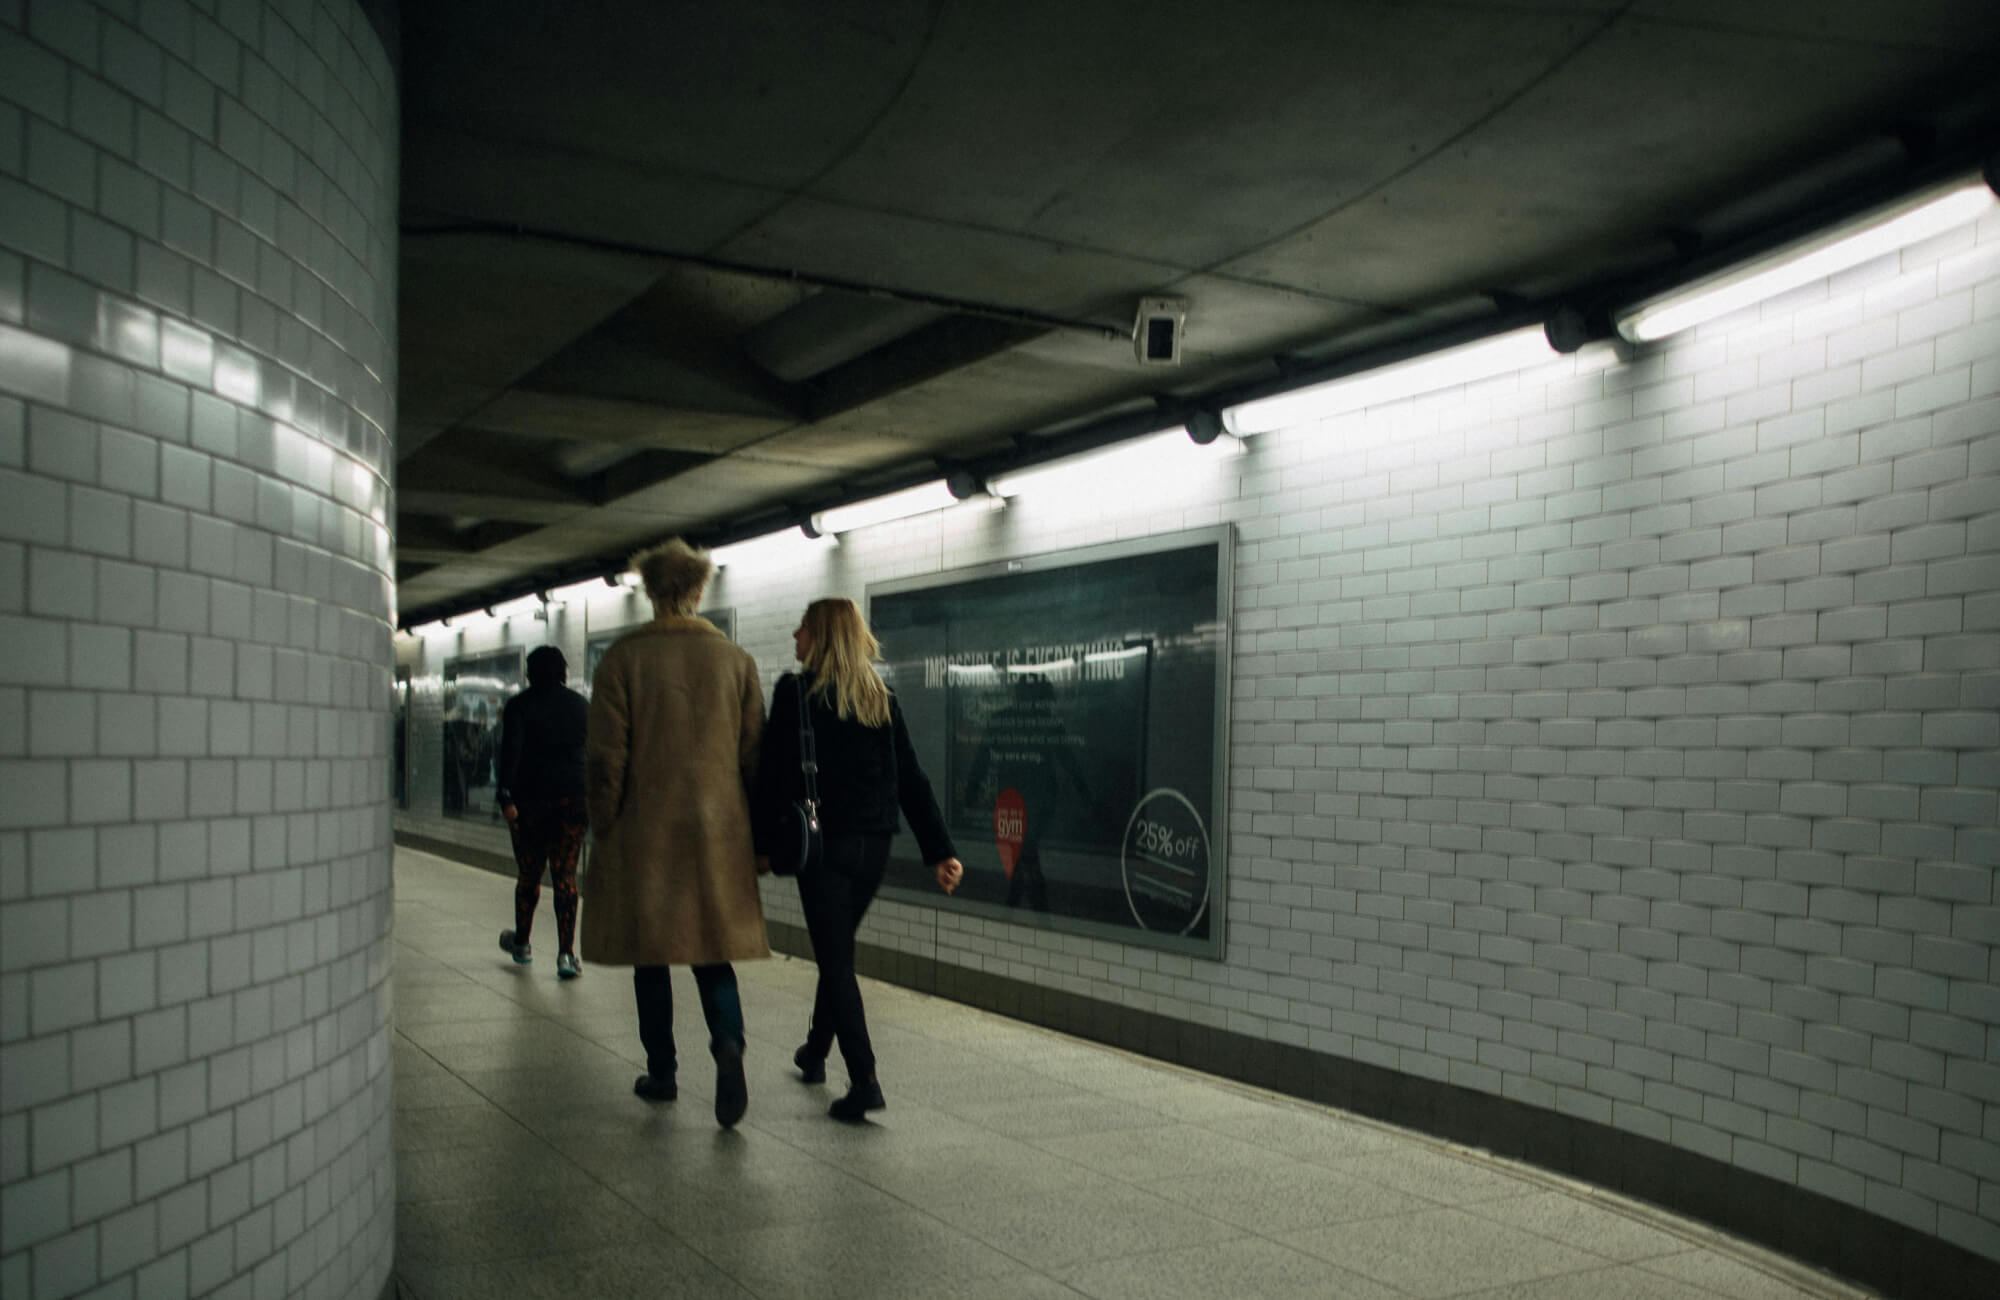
[[556, 952, 581, 980], [793, 1044, 826, 1085], [828, 1078, 885, 1122], [499, 930, 531, 964], [633, 1073, 676, 1103], [714, 1041, 748, 1128]]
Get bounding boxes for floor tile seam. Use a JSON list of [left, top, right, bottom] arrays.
[[651, 1195, 1045, 1296], [1451, 1195, 1702, 1267], [971, 1219, 1272, 1278], [390, 945, 632, 1050], [408, 1044, 675, 1214], [1047, 1044, 1874, 1300], [1628, 1249, 1879, 1300], [1486, 1177, 1877, 1300], [1246, 1201, 1630, 1288]]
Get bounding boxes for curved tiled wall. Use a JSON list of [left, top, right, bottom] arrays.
[[1, 2, 397, 1297]]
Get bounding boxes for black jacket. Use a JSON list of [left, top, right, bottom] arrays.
[[755, 672, 957, 865], [496, 683, 589, 805]]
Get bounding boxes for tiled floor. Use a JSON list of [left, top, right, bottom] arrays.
[[390, 849, 1873, 1300]]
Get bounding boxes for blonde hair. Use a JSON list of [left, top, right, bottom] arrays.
[[629, 538, 712, 616], [799, 598, 891, 728]]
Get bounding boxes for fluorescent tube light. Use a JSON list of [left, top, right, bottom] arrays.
[[485, 594, 546, 621], [811, 480, 962, 535], [709, 529, 836, 570], [1616, 178, 1997, 343], [548, 579, 605, 605], [1222, 326, 1557, 436], [986, 428, 1241, 501]]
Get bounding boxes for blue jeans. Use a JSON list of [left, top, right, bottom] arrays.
[[633, 964, 742, 1080]]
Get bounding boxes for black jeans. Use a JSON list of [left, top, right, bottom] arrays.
[[798, 832, 891, 1081], [633, 964, 743, 1080]]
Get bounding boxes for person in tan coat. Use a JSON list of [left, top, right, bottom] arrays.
[[583, 538, 768, 1127]]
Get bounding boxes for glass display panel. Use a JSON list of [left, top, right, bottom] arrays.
[[870, 528, 1230, 957], [442, 649, 522, 822]]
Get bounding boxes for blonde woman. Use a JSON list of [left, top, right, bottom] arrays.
[[756, 598, 964, 1120], [584, 539, 767, 1128]]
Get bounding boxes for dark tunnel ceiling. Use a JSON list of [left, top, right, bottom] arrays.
[[394, 0, 2000, 624]]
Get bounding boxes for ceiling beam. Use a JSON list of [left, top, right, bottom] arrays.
[[584, 448, 716, 504], [396, 514, 546, 563], [800, 315, 1048, 422]]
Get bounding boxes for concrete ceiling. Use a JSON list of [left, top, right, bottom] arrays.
[[393, 0, 2000, 624]]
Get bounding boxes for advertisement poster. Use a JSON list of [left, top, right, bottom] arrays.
[[870, 529, 1229, 956]]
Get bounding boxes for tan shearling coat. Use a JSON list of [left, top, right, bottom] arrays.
[[581, 616, 770, 966]]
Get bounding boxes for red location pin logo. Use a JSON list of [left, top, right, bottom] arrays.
[[994, 788, 1026, 879]]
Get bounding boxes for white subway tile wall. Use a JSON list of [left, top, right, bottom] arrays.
[[403, 206, 1999, 1263], [1, 3, 397, 1299]]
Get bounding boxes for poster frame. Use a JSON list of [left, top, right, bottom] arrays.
[[867, 524, 1233, 960]]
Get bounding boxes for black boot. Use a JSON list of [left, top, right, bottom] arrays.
[[714, 1041, 748, 1128], [828, 1077, 885, 1122]]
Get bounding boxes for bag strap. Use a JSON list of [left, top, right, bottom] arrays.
[[795, 675, 821, 817]]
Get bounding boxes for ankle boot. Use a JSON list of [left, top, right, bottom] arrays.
[[828, 1077, 885, 1122]]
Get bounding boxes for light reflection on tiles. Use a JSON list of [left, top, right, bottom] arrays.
[[161, 317, 214, 385], [0, 322, 73, 405], [214, 342, 261, 406], [13, 270, 397, 515], [97, 298, 160, 368]]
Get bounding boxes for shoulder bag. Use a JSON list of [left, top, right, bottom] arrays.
[[768, 675, 823, 877]]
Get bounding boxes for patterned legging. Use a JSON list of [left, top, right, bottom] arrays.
[[509, 796, 587, 954]]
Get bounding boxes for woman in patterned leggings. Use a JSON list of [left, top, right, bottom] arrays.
[[497, 646, 591, 978]]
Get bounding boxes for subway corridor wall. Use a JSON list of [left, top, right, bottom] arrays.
[[2, 2, 400, 1297]]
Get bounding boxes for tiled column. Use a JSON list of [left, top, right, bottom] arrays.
[[0, 3, 398, 1298]]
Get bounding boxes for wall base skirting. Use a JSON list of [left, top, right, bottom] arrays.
[[395, 830, 517, 878], [397, 833, 1996, 1300]]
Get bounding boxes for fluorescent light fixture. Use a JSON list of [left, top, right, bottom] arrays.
[[484, 594, 546, 621], [549, 579, 605, 605], [1223, 326, 1557, 436], [986, 427, 1241, 501], [1617, 177, 1998, 343], [709, 529, 836, 571], [1085, 646, 1148, 664], [811, 480, 962, 536]]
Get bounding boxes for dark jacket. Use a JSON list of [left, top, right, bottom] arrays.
[[755, 672, 956, 865], [495, 682, 589, 805]]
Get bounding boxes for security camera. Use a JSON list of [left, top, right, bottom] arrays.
[[1134, 296, 1189, 365]]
